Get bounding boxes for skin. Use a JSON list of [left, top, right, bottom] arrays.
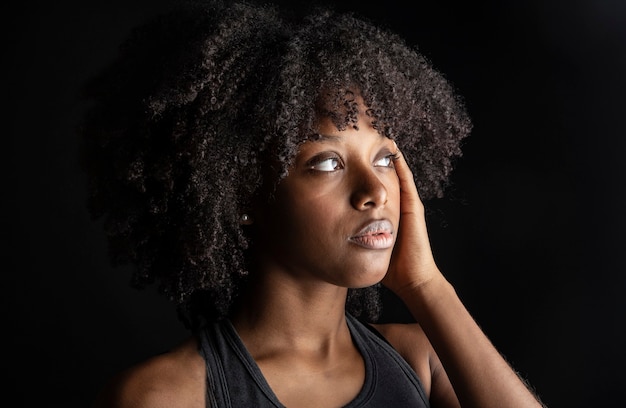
[[231, 114, 402, 407], [92, 109, 543, 408]]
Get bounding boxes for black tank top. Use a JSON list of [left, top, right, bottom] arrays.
[[199, 313, 430, 407]]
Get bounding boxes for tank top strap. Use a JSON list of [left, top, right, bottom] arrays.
[[345, 314, 431, 408], [198, 314, 430, 407], [199, 319, 284, 407]]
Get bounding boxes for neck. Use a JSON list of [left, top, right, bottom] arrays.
[[230, 267, 351, 353]]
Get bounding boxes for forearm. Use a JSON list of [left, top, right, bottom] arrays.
[[397, 274, 544, 408]]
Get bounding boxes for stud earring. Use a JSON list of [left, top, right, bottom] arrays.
[[240, 213, 253, 225]]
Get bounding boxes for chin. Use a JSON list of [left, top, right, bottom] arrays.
[[347, 269, 388, 289]]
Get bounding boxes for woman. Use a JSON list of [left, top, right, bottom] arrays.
[[81, 0, 545, 406]]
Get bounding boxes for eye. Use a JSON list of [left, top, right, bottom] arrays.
[[373, 154, 395, 168], [308, 155, 344, 172]]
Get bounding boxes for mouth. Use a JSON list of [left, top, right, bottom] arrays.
[[348, 219, 394, 250]]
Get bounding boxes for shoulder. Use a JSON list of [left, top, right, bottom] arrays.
[[91, 336, 206, 408], [370, 322, 460, 407], [369, 323, 433, 362], [369, 322, 435, 393]]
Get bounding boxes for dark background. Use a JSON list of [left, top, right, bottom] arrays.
[[7, 0, 626, 406]]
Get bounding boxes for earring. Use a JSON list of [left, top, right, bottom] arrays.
[[240, 213, 253, 225]]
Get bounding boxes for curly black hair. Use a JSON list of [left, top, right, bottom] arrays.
[[79, 0, 472, 330]]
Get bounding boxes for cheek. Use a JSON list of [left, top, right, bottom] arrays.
[[385, 174, 401, 213], [257, 190, 345, 272], [284, 192, 341, 238], [262, 184, 336, 241]]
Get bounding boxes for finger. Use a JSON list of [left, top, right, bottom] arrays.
[[392, 142, 421, 206]]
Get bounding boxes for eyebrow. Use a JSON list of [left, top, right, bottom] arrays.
[[308, 133, 343, 143], [308, 132, 389, 144]]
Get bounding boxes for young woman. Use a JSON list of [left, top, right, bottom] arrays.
[[81, 0, 545, 406]]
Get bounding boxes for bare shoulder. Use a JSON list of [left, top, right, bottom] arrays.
[[370, 322, 435, 392], [371, 322, 460, 407], [370, 322, 432, 361], [92, 336, 206, 408]]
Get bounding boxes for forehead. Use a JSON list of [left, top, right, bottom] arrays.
[[297, 116, 389, 159], [314, 112, 377, 137], [311, 90, 382, 136], [313, 88, 371, 125]]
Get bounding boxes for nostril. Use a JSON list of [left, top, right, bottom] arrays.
[[351, 177, 388, 210]]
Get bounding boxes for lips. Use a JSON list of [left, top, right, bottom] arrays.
[[348, 219, 394, 250]]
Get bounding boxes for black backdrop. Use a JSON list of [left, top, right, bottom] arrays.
[[7, 0, 626, 406]]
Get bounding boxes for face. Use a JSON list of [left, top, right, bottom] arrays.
[[254, 112, 400, 289]]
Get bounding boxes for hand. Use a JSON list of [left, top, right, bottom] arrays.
[[382, 145, 442, 298], [383, 147, 546, 408]]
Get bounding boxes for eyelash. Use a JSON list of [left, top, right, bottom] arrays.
[[308, 153, 398, 172], [308, 155, 343, 172], [376, 153, 401, 167]]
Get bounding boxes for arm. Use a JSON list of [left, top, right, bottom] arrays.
[[383, 147, 545, 408], [91, 338, 206, 408]]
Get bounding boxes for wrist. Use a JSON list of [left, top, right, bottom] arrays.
[[394, 272, 454, 312]]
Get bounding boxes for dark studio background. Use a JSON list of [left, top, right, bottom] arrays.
[[6, 0, 626, 406]]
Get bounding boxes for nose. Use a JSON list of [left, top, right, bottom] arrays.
[[349, 165, 388, 210]]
